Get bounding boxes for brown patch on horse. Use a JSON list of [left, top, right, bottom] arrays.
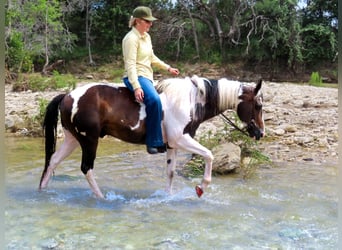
[[237, 79, 264, 139], [61, 85, 146, 143]]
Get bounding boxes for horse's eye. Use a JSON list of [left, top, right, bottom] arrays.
[[255, 103, 262, 110]]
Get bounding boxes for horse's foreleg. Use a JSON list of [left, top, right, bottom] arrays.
[[165, 148, 177, 194], [40, 129, 79, 189], [170, 134, 213, 197], [195, 149, 213, 197]]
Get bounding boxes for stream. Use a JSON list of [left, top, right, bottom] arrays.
[[5, 136, 337, 249]]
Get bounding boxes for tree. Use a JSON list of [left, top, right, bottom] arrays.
[[301, 23, 337, 64], [302, 0, 338, 28], [5, 0, 338, 75], [5, 0, 76, 73], [299, 0, 337, 64], [242, 0, 303, 70]]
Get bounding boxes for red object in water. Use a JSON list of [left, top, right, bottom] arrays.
[[195, 185, 203, 198]]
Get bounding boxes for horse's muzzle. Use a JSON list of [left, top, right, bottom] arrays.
[[247, 121, 264, 140]]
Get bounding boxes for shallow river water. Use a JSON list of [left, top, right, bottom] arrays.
[[5, 136, 337, 249]]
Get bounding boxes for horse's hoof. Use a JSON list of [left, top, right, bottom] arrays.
[[195, 185, 203, 198]]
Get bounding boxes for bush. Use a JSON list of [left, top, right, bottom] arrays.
[[50, 71, 77, 89], [13, 72, 77, 92], [34, 98, 49, 126], [309, 71, 323, 86], [6, 32, 34, 73]]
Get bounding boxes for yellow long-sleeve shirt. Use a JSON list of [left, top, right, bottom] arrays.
[[122, 27, 170, 90]]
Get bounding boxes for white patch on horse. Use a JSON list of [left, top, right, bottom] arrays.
[[159, 93, 168, 111], [190, 75, 207, 107], [69, 83, 118, 123], [217, 79, 242, 111], [157, 77, 197, 143], [129, 102, 146, 130]]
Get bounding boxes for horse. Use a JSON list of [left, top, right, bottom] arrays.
[[39, 75, 265, 198]]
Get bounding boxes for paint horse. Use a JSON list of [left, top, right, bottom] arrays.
[[39, 75, 264, 198]]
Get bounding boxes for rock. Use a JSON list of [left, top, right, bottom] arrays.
[[285, 125, 297, 133], [279, 124, 297, 133], [5, 84, 62, 136], [294, 136, 314, 146], [212, 142, 241, 174], [5, 115, 24, 132], [274, 128, 286, 136]]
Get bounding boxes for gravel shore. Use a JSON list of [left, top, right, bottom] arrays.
[[5, 81, 338, 164]]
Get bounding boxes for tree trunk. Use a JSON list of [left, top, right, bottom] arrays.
[[42, 1, 50, 75], [86, 0, 94, 65], [185, 5, 200, 59]]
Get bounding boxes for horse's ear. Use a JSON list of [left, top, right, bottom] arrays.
[[254, 79, 262, 95], [191, 75, 199, 87]]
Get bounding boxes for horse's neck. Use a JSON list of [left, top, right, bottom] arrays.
[[217, 79, 241, 113]]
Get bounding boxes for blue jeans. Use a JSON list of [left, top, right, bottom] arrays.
[[123, 76, 164, 148]]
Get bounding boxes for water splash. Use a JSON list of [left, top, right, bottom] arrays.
[[103, 187, 197, 208], [105, 191, 126, 201]]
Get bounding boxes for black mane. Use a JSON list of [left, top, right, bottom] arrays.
[[183, 79, 220, 137]]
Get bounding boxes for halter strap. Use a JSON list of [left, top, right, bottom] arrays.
[[220, 113, 250, 136]]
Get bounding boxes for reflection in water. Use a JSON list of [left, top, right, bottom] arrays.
[[5, 137, 337, 249]]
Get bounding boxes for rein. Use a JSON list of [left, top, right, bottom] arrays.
[[220, 113, 249, 137]]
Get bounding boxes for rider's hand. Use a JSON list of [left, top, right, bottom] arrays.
[[134, 88, 144, 102], [168, 67, 180, 76]]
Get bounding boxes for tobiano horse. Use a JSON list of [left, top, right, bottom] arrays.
[[39, 75, 265, 198]]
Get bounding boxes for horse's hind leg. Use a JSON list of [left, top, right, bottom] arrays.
[[78, 137, 104, 199], [85, 169, 104, 199], [40, 129, 79, 189], [165, 148, 177, 194]]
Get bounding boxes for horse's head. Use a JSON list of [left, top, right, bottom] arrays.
[[237, 79, 265, 140]]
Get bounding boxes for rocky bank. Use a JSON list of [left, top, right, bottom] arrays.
[[5, 81, 338, 165]]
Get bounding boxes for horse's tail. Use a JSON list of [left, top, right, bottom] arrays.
[[39, 94, 66, 187]]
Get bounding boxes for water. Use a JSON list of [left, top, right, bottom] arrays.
[[5, 136, 337, 249]]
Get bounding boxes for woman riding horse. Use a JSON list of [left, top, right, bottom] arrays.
[[39, 76, 265, 199], [122, 6, 179, 154]]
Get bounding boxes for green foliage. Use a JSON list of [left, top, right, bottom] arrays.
[[5, 0, 337, 74], [301, 24, 337, 63], [50, 71, 77, 89], [309, 71, 323, 86], [301, 0, 337, 28], [6, 32, 34, 73], [182, 113, 270, 178], [94, 63, 125, 82], [205, 51, 222, 64], [244, 0, 304, 68], [34, 98, 49, 126], [182, 156, 207, 178], [13, 72, 77, 92], [5, 0, 76, 73], [12, 74, 50, 92]]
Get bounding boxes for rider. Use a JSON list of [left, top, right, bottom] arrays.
[[122, 6, 179, 154]]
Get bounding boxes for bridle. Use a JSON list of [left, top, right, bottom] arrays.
[[220, 113, 249, 137], [220, 88, 263, 139], [220, 112, 262, 139]]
